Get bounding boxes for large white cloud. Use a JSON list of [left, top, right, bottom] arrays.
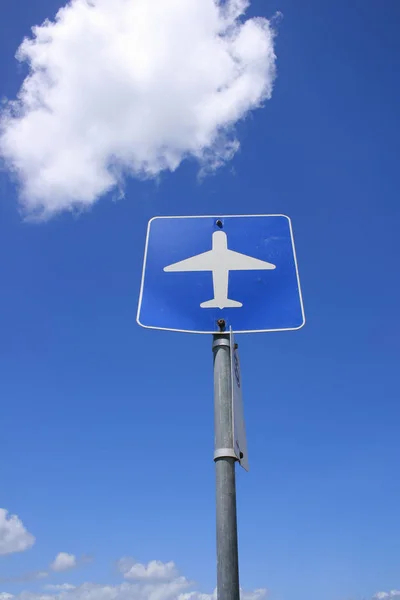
[[374, 593, 400, 599], [0, 0, 277, 219], [0, 559, 267, 600], [0, 509, 35, 556]]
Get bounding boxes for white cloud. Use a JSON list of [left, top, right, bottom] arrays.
[[180, 592, 266, 600], [178, 594, 216, 600], [1, 560, 266, 600], [44, 585, 76, 591], [374, 593, 400, 600], [50, 553, 77, 572], [0, 594, 14, 600], [0, 509, 35, 556], [0, 552, 89, 584], [241, 592, 267, 600], [1, 581, 266, 600], [119, 559, 179, 581], [3, 581, 191, 600], [0, 0, 277, 219]]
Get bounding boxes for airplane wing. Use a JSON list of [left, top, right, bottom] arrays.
[[226, 249, 276, 271], [164, 250, 213, 272]]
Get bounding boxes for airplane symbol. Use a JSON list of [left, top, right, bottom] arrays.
[[163, 230, 276, 309]]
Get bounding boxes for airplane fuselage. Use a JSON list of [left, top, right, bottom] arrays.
[[164, 230, 276, 309], [200, 232, 242, 309]]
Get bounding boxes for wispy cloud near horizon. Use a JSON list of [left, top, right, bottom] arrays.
[[0, 558, 267, 600]]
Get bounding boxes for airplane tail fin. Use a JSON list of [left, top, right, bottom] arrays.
[[200, 299, 243, 309]]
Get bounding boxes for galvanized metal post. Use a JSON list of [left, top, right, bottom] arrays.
[[213, 332, 240, 600]]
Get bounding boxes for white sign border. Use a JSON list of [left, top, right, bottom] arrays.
[[136, 214, 306, 334]]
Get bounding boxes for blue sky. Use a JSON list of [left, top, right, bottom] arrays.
[[0, 1, 400, 600]]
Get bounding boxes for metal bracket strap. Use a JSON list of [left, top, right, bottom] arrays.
[[212, 337, 230, 350], [214, 448, 238, 461]]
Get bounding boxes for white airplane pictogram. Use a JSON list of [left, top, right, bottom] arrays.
[[164, 230, 276, 309]]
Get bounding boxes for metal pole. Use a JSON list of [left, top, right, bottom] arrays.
[[213, 332, 240, 600]]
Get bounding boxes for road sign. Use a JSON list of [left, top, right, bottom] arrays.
[[137, 215, 305, 334], [230, 332, 249, 472]]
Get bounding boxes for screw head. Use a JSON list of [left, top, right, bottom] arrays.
[[217, 319, 226, 331]]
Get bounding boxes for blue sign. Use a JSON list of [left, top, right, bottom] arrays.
[[137, 215, 305, 334]]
